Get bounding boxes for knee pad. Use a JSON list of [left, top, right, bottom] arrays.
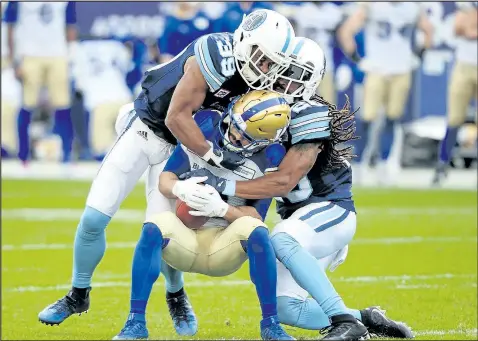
[[139, 222, 164, 248], [79, 206, 111, 236], [247, 226, 270, 251]]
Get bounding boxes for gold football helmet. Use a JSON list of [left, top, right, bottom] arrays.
[[220, 90, 291, 156]]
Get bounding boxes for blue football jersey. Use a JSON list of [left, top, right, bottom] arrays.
[[159, 11, 215, 57], [164, 109, 286, 224], [277, 97, 355, 219], [134, 32, 249, 145]]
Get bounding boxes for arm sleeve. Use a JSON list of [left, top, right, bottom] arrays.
[[163, 146, 192, 177], [194, 34, 232, 92], [3, 2, 18, 23], [65, 2, 76, 25], [289, 103, 331, 145]]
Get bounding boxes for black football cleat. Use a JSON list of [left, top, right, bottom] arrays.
[[320, 314, 369, 340], [360, 306, 414, 339]]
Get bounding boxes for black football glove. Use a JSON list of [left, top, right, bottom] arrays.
[[201, 144, 245, 171]]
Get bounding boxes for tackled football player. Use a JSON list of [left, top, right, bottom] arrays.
[[114, 91, 294, 340], [180, 37, 414, 341], [38, 9, 296, 327]]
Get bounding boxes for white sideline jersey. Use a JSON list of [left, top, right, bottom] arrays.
[[454, 2, 478, 66], [1, 68, 22, 106], [362, 2, 421, 74], [3, 2, 75, 58], [72, 39, 133, 110], [293, 2, 343, 72]]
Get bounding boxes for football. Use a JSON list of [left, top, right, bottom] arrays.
[[175, 199, 209, 229]]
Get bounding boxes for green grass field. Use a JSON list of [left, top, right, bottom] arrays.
[[2, 179, 477, 340]]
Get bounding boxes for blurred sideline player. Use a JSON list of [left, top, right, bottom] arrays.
[[180, 37, 413, 340], [159, 2, 214, 63], [72, 38, 133, 159], [338, 2, 434, 184], [1, 2, 22, 157], [37, 9, 297, 331], [433, 2, 478, 186], [4, 1, 78, 163], [293, 2, 344, 103], [213, 2, 274, 33], [114, 91, 294, 340]]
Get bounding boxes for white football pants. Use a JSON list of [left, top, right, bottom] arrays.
[[86, 103, 175, 218], [272, 201, 356, 300]]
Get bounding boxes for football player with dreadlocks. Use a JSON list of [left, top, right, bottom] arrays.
[[179, 37, 413, 341]]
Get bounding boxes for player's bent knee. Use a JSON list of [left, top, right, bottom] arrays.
[[246, 226, 270, 252], [277, 296, 303, 327], [79, 206, 112, 235], [140, 222, 164, 246]]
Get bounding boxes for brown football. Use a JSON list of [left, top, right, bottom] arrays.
[[175, 199, 208, 229]]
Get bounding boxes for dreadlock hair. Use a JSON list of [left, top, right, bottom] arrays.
[[310, 94, 359, 173]]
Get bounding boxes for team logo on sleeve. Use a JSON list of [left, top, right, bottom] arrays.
[[214, 89, 231, 98], [243, 11, 267, 31]]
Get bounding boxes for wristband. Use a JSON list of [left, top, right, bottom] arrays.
[[222, 180, 236, 197]]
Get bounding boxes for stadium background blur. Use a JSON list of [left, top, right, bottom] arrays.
[[1, 2, 477, 340], [1, 1, 477, 176]]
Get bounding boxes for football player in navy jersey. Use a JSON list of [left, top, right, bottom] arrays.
[[114, 91, 294, 340], [38, 9, 296, 328], [179, 37, 414, 341]]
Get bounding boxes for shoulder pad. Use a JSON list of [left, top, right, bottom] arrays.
[[290, 100, 331, 145], [264, 143, 286, 172]]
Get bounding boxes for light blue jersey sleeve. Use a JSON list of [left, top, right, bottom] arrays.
[[289, 101, 331, 145], [193, 33, 235, 92]]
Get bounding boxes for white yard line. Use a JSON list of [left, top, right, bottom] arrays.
[[4, 273, 476, 293], [1, 207, 476, 223], [3, 236, 476, 252], [414, 328, 477, 336]]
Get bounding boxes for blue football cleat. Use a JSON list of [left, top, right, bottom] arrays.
[[166, 291, 198, 336], [38, 288, 90, 325], [113, 313, 149, 340], [260, 316, 295, 340]]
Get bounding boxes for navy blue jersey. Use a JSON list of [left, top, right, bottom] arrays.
[[134, 32, 249, 144], [164, 109, 286, 223], [277, 98, 355, 219]]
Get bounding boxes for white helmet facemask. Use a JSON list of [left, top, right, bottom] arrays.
[[233, 10, 296, 90], [269, 37, 326, 101]]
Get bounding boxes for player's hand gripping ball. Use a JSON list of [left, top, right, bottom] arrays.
[[175, 199, 209, 229]]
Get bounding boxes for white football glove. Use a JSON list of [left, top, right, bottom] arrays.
[[172, 176, 211, 204], [187, 184, 229, 218]]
